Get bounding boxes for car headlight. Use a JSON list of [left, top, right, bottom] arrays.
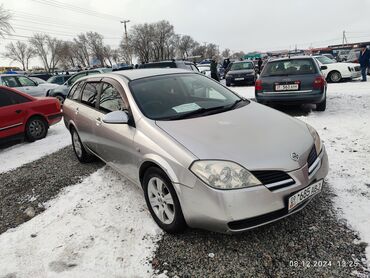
[[307, 124, 322, 154], [190, 160, 261, 189]]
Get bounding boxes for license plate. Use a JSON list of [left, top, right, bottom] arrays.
[[235, 77, 244, 81], [288, 180, 323, 210], [275, 84, 299, 91]]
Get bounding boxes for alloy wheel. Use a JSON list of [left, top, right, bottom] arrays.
[[147, 177, 175, 224]]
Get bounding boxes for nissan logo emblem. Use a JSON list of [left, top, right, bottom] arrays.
[[291, 152, 299, 161]]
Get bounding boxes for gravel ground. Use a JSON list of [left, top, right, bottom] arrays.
[[0, 145, 103, 234], [153, 183, 369, 277]]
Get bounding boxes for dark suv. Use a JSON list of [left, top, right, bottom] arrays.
[[139, 60, 199, 72], [255, 56, 327, 111]]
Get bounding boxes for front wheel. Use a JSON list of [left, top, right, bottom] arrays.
[[25, 117, 48, 142], [143, 167, 187, 233]]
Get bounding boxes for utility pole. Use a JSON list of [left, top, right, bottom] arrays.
[[120, 20, 130, 43], [120, 20, 131, 64], [342, 30, 348, 45]]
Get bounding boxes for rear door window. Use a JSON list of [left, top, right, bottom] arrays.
[[18, 76, 37, 86], [81, 82, 99, 108], [0, 89, 30, 107], [1, 76, 20, 87], [98, 83, 126, 113], [68, 81, 85, 101]]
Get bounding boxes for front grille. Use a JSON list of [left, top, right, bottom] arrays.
[[251, 170, 295, 191], [307, 147, 317, 169]]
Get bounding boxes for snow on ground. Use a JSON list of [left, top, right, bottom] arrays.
[[232, 81, 370, 262], [0, 121, 70, 173], [0, 167, 162, 278]]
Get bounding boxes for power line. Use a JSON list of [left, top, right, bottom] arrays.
[[30, 0, 123, 21]]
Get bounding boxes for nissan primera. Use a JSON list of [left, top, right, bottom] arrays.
[[63, 69, 329, 233]]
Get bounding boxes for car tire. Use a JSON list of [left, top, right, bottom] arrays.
[[226, 82, 231, 87], [143, 167, 187, 234], [328, 71, 342, 83], [70, 127, 95, 163], [316, 97, 326, 111], [25, 116, 48, 142], [55, 94, 65, 104]]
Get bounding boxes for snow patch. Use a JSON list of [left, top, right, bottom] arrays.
[[0, 167, 162, 277], [0, 121, 70, 173]]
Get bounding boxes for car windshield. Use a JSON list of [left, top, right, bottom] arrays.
[[262, 59, 317, 76], [316, 56, 336, 64], [230, 62, 254, 71], [129, 73, 246, 120]]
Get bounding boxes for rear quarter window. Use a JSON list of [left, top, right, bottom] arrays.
[[81, 82, 99, 108]]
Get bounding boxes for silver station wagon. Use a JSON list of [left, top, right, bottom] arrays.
[[63, 69, 329, 233]]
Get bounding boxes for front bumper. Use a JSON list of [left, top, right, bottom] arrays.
[[175, 146, 329, 233], [255, 89, 325, 104]]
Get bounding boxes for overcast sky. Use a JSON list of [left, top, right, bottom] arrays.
[[1, 0, 370, 68]]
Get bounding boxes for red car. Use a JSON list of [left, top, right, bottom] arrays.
[[0, 86, 62, 143]]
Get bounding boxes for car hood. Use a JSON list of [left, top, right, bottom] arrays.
[[39, 83, 59, 89], [228, 69, 255, 75], [156, 102, 314, 171]]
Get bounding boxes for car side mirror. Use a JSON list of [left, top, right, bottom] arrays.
[[320, 66, 328, 70], [103, 110, 129, 124]]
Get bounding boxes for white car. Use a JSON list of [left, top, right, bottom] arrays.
[[313, 55, 361, 83], [197, 64, 211, 78], [0, 74, 58, 97]]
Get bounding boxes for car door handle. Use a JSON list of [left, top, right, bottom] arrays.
[[96, 117, 102, 126], [15, 110, 22, 114], [75, 107, 79, 115]]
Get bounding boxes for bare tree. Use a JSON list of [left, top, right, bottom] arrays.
[[119, 38, 134, 64], [0, 5, 12, 38], [47, 36, 63, 71], [130, 23, 155, 63], [3, 41, 35, 70], [205, 43, 219, 59], [103, 45, 114, 67], [73, 34, 90, 67], [192, 45, 207, 59], [58, 41, 76, 69], [231, 51, 245, 60], [29, 33, 50, 71], [86, 31, 105, 67], [222, 48, 231, 58], [178, 35, 196, 58], [29, 33, 63, 72], [152, 20, 175, 61]]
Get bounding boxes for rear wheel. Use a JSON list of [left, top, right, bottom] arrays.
[[328, 71, 341, 83], [25, 116, 48, 142], [71, 128, 95, 163], [143, 167, 186, 233], [316, 97, 326, 111]]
